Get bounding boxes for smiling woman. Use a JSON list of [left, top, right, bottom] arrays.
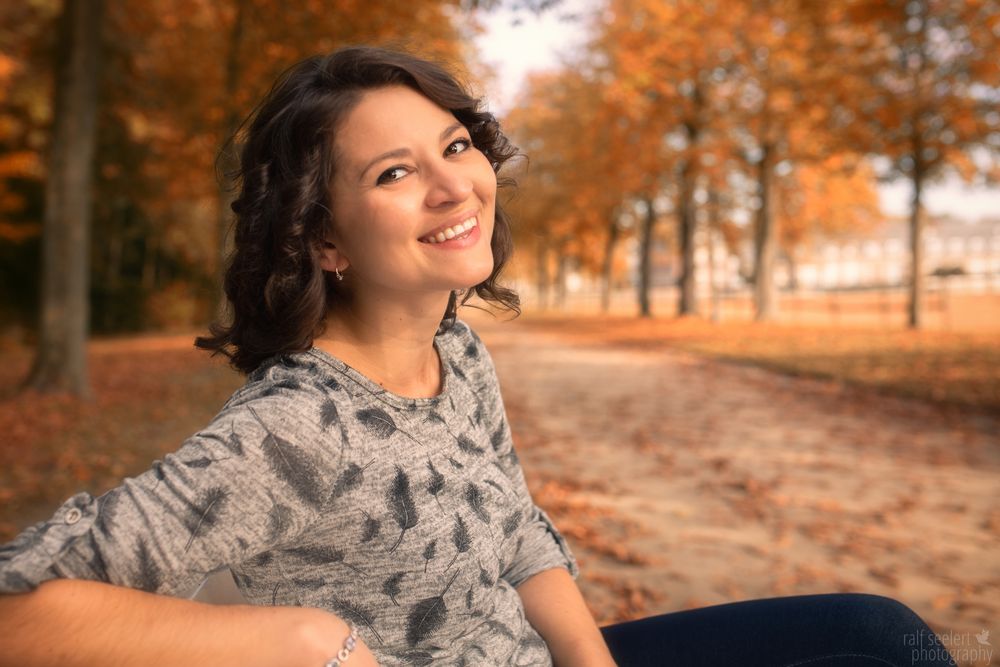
[[0, 46, 958, 667], [320, 85, 497, 304], [0, 46, 612, 667], [194, 47, 519, 379]]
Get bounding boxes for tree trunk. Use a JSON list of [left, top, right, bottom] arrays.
[[106, 199, 125, 291], [905, 5, 929, 329], [753, 142, 777, 322], [101, 201, 124, 333], [707, 188, 721, 323], [554, 243, 568, 309], [27, 0, 103, 396], [600, 217, 619, 313], [535, 237, 549, 311], [637, 197, 656, 318], [142, 229, 158, 291], [786, 251, 799, 291], [214, 0, 247, 316], [908, 157, 925, 329], [676, 157, 698, 316]]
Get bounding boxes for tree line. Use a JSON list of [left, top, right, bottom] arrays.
[[0, 0, 481, 395], [0, 0, 997, 397], [503, 0, 999, 323]]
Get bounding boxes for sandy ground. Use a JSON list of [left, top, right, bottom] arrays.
[[467, 313, 1000, 667]]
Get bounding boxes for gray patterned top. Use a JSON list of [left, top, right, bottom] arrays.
[[0, 319, 578, 666]]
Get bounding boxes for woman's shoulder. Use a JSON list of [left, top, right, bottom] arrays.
[[439, 317, 488, 359], [191, 353, 354, 469], [438, 317, 504, 398], [220, 351, 338, 417]]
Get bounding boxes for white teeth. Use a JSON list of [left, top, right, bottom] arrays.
[[420, 217, 477, 244]]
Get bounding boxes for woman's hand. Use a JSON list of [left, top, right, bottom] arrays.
[[0, 579, 380, 667], [291, 606, 381, 667]]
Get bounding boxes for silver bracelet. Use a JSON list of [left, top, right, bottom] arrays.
[[323, 623, 360, 667]]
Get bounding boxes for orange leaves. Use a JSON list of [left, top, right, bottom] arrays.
[[582, 572, 665, 623], [505, 67, 628, 274], [777, 156, 881, 248], [502, 0, 997, 320], [829, 0, 999, 180], [0, 0, 476, 307]]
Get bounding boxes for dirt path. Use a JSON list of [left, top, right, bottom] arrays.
[[469, 314, 999, 667]]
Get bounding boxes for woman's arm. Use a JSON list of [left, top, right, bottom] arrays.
[[516, 567, 617, 667], [0, 578, 379, 667]]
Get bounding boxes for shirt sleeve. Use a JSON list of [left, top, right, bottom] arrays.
[[0, 383, 344, 597], [461, 323, 580, 588]]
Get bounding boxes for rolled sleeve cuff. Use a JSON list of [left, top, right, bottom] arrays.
[[502, 505, 579, 588], [0, 493, 99, 594]]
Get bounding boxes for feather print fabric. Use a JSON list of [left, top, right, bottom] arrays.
[[386, 467, 419, 553], [405, 571, 459, 647]]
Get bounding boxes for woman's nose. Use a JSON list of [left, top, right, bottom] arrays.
[[424, 161, 474, 208]]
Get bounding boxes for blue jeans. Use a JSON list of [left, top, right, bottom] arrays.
[[600, 593, 958, 666]]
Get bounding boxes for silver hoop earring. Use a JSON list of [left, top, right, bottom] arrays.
[[334, 267, 343, 281]]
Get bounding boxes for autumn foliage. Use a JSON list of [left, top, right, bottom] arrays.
[[0, 0, 475, 338], [2, 2, 997, 336], [504, 0, 999, 323]]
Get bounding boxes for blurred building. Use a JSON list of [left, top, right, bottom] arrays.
[[776, 215, 1000, 292]]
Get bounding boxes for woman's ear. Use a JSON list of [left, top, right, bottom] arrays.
[[317, 239, 348, 274]]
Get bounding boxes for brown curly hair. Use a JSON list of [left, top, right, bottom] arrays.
[[195, 46, 520, 374]]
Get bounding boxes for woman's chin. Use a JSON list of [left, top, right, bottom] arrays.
[[460, 267, 495, 291], [443, 259, 495, 292]]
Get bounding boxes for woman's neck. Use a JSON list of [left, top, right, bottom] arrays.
[[314, 293, 451, 398]]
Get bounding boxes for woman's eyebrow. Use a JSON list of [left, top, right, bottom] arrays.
[[359, 148, 410, 182], [440, 121, 464, 141], [357, 122, 467, 182]]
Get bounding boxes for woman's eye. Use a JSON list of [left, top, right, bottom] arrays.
[[445, 138, 472, 156], [376, 166, 408, 185]]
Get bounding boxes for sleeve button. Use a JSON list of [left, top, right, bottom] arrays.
[[65, 508, 83, 525]]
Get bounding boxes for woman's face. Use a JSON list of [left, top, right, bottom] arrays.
[[325, 85, 498, 299]]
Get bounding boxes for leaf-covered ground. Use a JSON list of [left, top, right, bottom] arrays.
[[509, 314, 1000, 413], [471, 313, 998, 667]]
